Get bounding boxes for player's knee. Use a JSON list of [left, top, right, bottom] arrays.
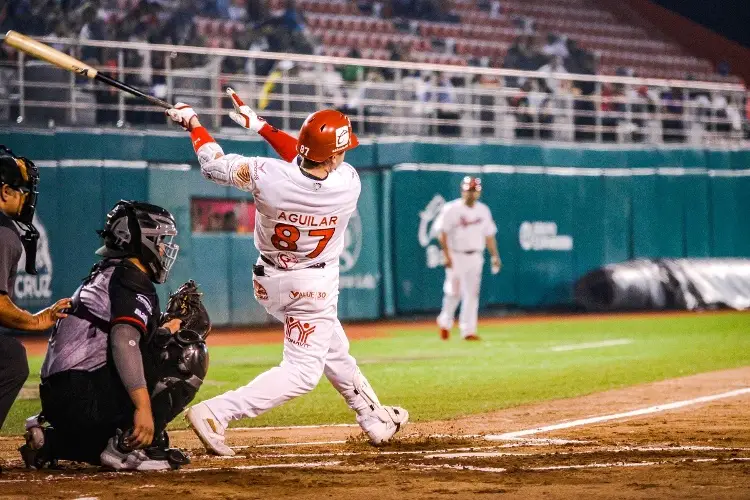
[[298, 369, 323, 393], [289, 361, 324, 394]]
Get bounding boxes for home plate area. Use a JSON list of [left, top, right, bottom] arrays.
[[1, 373, 750, 499]]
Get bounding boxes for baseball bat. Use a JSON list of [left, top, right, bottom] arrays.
[[3, 30, 172, 109]]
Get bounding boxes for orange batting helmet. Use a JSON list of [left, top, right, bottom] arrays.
[[461, 176, 482, 192], [296, 109, 359, 162]]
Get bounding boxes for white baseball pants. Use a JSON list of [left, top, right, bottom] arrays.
[[205, 261, 378, 428], [437, 252, 484, 337]]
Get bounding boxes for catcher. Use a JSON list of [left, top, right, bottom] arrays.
[[19, 200, 211, 471]]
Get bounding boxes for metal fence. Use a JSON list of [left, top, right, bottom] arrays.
[[0, 35, 747, 145]]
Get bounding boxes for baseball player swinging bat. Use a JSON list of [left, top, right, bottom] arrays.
[[3, 30, 171, 109]]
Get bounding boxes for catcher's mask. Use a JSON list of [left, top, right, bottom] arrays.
[[96, 200, 180, 284], [0, 145, 40, 274]]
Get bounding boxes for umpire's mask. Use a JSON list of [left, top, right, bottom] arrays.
[[96, 200, 180, 284], [0, 145, 40, 274]]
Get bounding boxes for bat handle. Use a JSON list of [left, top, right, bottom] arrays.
[[95, 72, 172, 109]]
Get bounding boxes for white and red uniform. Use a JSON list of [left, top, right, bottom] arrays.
[[187, 126, 394, 434], [434, 199, 497, 337]]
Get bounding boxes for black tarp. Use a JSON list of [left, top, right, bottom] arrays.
[[575, 259, 750, 311]]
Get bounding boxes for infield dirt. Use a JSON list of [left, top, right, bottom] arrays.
[[1, 366, 749, 499]]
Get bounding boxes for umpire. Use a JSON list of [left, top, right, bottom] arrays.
[[0, 146, 70, 439], [20, 200, 211, 471]]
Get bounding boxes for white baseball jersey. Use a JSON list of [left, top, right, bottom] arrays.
[[197, 143, 360, 270], [434, 199, 497, 252]]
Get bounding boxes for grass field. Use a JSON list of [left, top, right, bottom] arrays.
[[4, 312, 750, 436]]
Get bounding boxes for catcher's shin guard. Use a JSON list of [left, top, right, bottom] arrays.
[[149, 329, 209, 431]]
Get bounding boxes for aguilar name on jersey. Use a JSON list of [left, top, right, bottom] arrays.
[[201, 151, 361, 270]]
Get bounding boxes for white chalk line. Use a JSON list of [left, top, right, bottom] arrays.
[[487, 387, 750, 440], [0, 461, 346, 483], [422, 445, 750, 460], [4, 457, 747, 484], [549, 339, 632, 352], [212, 444, 750, 461], [228, 424, 358, 431], [230, 436, 588, 451], [233, 440, 348, 450], [412, 457, 750, 474], [183, 461, 342, 473], [2, 449, 747, 483]]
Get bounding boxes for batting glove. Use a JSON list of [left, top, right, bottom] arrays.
[[226, 87, 267, 133], [166, 103, 198, 131]]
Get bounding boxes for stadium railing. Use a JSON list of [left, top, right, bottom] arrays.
[[0, 35, 747, 145]]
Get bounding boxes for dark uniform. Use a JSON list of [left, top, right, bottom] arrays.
[[24, 201, 209, 470], [39, 258, 163, 464], [0, 212, 29, 429], [0, 145, 41, 434]]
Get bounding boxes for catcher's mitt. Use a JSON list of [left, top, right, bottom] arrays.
[[161, 280, 211, 339]]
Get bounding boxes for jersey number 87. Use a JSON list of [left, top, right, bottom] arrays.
[[272, 223, 335, 258]]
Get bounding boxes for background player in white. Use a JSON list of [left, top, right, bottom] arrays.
[[435, 177, 501, 341], [166, 90, 408, 456]]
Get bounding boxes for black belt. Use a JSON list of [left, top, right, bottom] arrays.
[[255, 255, 326, 275], [455, 250, 481, 254]]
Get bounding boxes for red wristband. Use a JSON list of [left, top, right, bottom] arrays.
[[190, 126, 215, 152]]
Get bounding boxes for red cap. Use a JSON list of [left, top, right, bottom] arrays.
[[461, 176, 482, 192]]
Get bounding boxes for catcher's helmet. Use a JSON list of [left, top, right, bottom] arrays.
[[461, 176, 482, 192], [96, 200, 179, 284], [296, 109, 359, 163], [0, 145, 39, 226]]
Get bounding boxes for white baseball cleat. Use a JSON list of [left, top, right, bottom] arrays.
[[186, 403, 235, 456], [357, 406, 409, 445]]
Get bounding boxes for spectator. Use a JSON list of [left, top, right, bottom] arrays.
[[246, 0, 267, 22], [538, 55, 569, 95], [78, 3, 105, 62], [280, 0, 305, 32], [227, 0, 248, 21], [542, 33, 568, 59], [341, 49, 364, 83], [502, 35, 546, 88], [435, 73, 456, 104], [661, 87, 685, 143], [382, 42, 404, 81], [46, 20, 74, 51], [600, 83, 626, 142]]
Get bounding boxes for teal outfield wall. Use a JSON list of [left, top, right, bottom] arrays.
[[1, 129, 748, 324]]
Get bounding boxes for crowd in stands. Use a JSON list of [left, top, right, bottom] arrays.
[[0, 0, 746, 141]]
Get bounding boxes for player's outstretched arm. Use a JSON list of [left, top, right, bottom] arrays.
[[167, 103, 255, 191], [226, 88, 299, 163]]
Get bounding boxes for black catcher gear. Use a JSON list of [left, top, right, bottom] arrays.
[[148, 326, 209, 433], [96, 200, 179, 284]]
